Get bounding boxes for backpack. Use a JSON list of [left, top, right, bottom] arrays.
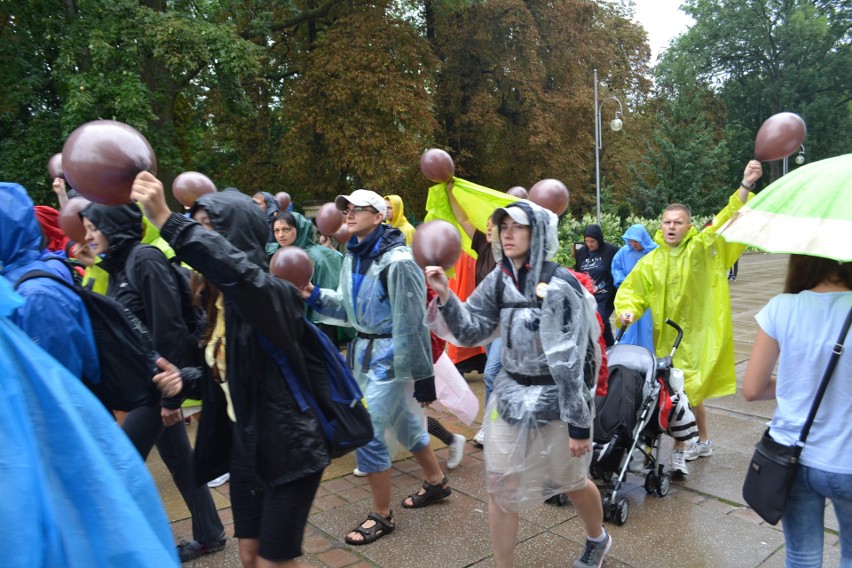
[[494, 261, 601, 393], [258, 320, 373, 458], [14, 270, 158, 411], [125, 245, 205, 361]]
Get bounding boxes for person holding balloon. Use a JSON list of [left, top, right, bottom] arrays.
[[301, 189, 449, 546], [615, 160, 762, 475], [423, 200, 609, 568]]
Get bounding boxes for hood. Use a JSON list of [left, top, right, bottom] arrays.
[[384, 194, 406, 227], [621, 224, 657, 252], [583, 223, 605, 246], [34, 205, 70, 253], [260, 191, 279, 219], [492, 200, 559, 301], [80, 203, 144, 269], [0, 182, 43, 275], [192, 191, 269, 267], [291, 211, 317, 250]]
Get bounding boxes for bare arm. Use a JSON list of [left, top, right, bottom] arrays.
[[445, 181, 475, 239], [742, 327, 779, 401]]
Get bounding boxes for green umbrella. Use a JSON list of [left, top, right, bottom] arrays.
[[718, 153, 852, 261]]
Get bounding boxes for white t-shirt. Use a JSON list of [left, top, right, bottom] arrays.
[[756, 290, 852, 474]]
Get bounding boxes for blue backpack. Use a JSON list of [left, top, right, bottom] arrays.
[[258, 320, 373, 458]]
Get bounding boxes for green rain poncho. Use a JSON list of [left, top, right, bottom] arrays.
[[614, 190, 752, 406]]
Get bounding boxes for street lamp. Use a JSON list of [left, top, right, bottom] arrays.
[[783, 144, 806, 175], [594, 68, 625, 224]]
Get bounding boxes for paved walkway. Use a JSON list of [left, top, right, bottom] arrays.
[[150, 252, 843, 567]]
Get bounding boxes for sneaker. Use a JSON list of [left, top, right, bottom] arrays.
[[670, 449, 689, 475], [447, 433, 466, 470], [177, 535, 227, 562], [684, 440, 713, 461], [206, 472, 230, 488], [573, 532, 612, 568], [473, 428, 485, 447], [353, 467, 368, 477]]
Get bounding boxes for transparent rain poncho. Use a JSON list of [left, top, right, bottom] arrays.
[[426, 202, 601, 511], [312, 239, 434, 454]]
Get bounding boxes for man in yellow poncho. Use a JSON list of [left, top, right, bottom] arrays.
[[383, 194, 416, 245], [615, 160, 762, 476]]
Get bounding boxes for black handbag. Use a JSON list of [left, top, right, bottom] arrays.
[[742, 305, 852, 524]]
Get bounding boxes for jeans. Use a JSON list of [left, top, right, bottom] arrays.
[[598, 302, 614, 347], [782, 464, 852, 567], [484, 337, 504, 405]]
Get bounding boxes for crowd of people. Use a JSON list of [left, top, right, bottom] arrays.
[[1, 155, 849, 568]]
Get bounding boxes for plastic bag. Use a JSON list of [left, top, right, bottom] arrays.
[[432, 352, 480, 424]]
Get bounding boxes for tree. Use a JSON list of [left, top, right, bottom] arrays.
[[664, 0, 851, 184]]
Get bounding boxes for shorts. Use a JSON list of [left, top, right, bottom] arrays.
[[230, 435, 323, 561]]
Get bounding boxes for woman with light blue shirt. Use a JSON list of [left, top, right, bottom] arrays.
[[744, 254, 852, 568]]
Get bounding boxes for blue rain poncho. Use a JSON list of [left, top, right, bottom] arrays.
[[611, 224, 657, 352], [0, 276, 177, 567]]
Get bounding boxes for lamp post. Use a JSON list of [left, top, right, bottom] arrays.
[[594, 68, 625, 225], [782, 144, 806, 175]]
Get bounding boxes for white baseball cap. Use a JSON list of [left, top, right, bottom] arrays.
[[492, 205, 530, 226], [335, 189, 386, 216]]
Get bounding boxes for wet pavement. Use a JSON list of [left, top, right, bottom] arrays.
[[149, 252, 843, 567]]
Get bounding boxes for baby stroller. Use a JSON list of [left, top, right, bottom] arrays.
[[589, 318, 684, 526]]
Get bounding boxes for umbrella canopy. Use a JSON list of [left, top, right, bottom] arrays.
[[718, 153, 852, 261]]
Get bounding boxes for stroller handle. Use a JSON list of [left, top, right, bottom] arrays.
[[663, 318, 683, 356]]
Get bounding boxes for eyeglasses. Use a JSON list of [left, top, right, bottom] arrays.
[[344, 206, 376, 216]]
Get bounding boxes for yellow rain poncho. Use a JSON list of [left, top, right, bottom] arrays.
[[614, 190, 752, 406], [383, 194, 416, 245]]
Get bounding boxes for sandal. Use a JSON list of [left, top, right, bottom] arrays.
[[344, 511, 394, 546], [401, 476, 451, 508]]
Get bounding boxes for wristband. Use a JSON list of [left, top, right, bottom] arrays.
[[740, 181, 755, 190]]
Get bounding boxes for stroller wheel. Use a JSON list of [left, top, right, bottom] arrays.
[[590, 464, 603, 480], [615, 498, 629, 526], [601, 470, 613, 483], [656, 472, 671, 497], [643, 473, 657, 495]]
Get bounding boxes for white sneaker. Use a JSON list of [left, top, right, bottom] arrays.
[[207, 472, 230, 488], [352, 467, 368, 477], [684, 440, 713, 461], [473, 428, 485, 447], [670, 450, 688, 475], [447, 433, 466, 470]]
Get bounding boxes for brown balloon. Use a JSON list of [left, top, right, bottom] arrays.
[[754, 112, 807, 162], [506, 186, 528, 199], [419, 148, 455, 183], [269, 246, 313, 288], [332, 223, 351, 244], [58, 196, 93, 243], [62, 120, 157, 206], [275, 192, 292, 211], [48, 153, 63, 179], [316, 202, 344, 237], [411, 220, 462, 269], [172, 171, 216, 207], [528, 179, 569, 216]]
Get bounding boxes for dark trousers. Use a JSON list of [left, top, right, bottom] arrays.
[[122, 404, 224, 544]]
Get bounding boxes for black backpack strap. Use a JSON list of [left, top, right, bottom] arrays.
[[14, 269, 75, 291], [498, 261, 561, 309]]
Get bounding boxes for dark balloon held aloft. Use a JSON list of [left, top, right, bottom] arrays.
[[58, 196, 93, 243], [269, 247, 313, 289], [316, 202, 344, 237], [62, 120, 157, 206], [412, 220, 462, 269], [754, 112, 807, 162], [419, 148, 455, 183], [528, 179, 569, 216], [172, 171, 216, 207]]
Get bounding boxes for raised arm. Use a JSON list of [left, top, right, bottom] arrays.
[[445, 181, 476, 239]]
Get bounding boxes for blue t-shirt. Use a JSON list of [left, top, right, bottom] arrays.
[[756, 290, 852, 474]]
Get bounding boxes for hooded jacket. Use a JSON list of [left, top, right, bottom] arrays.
[[0, 183, 99, 381], [614, 190, 750, 406], [611, 224, 657, 351], [426, 201, 600, 438], [164, 191, 329, 486], [384, 194, 416, 245], [81, 204, 195, 377], [257, 191, 280, 244], [574, 224, 619, 309]]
